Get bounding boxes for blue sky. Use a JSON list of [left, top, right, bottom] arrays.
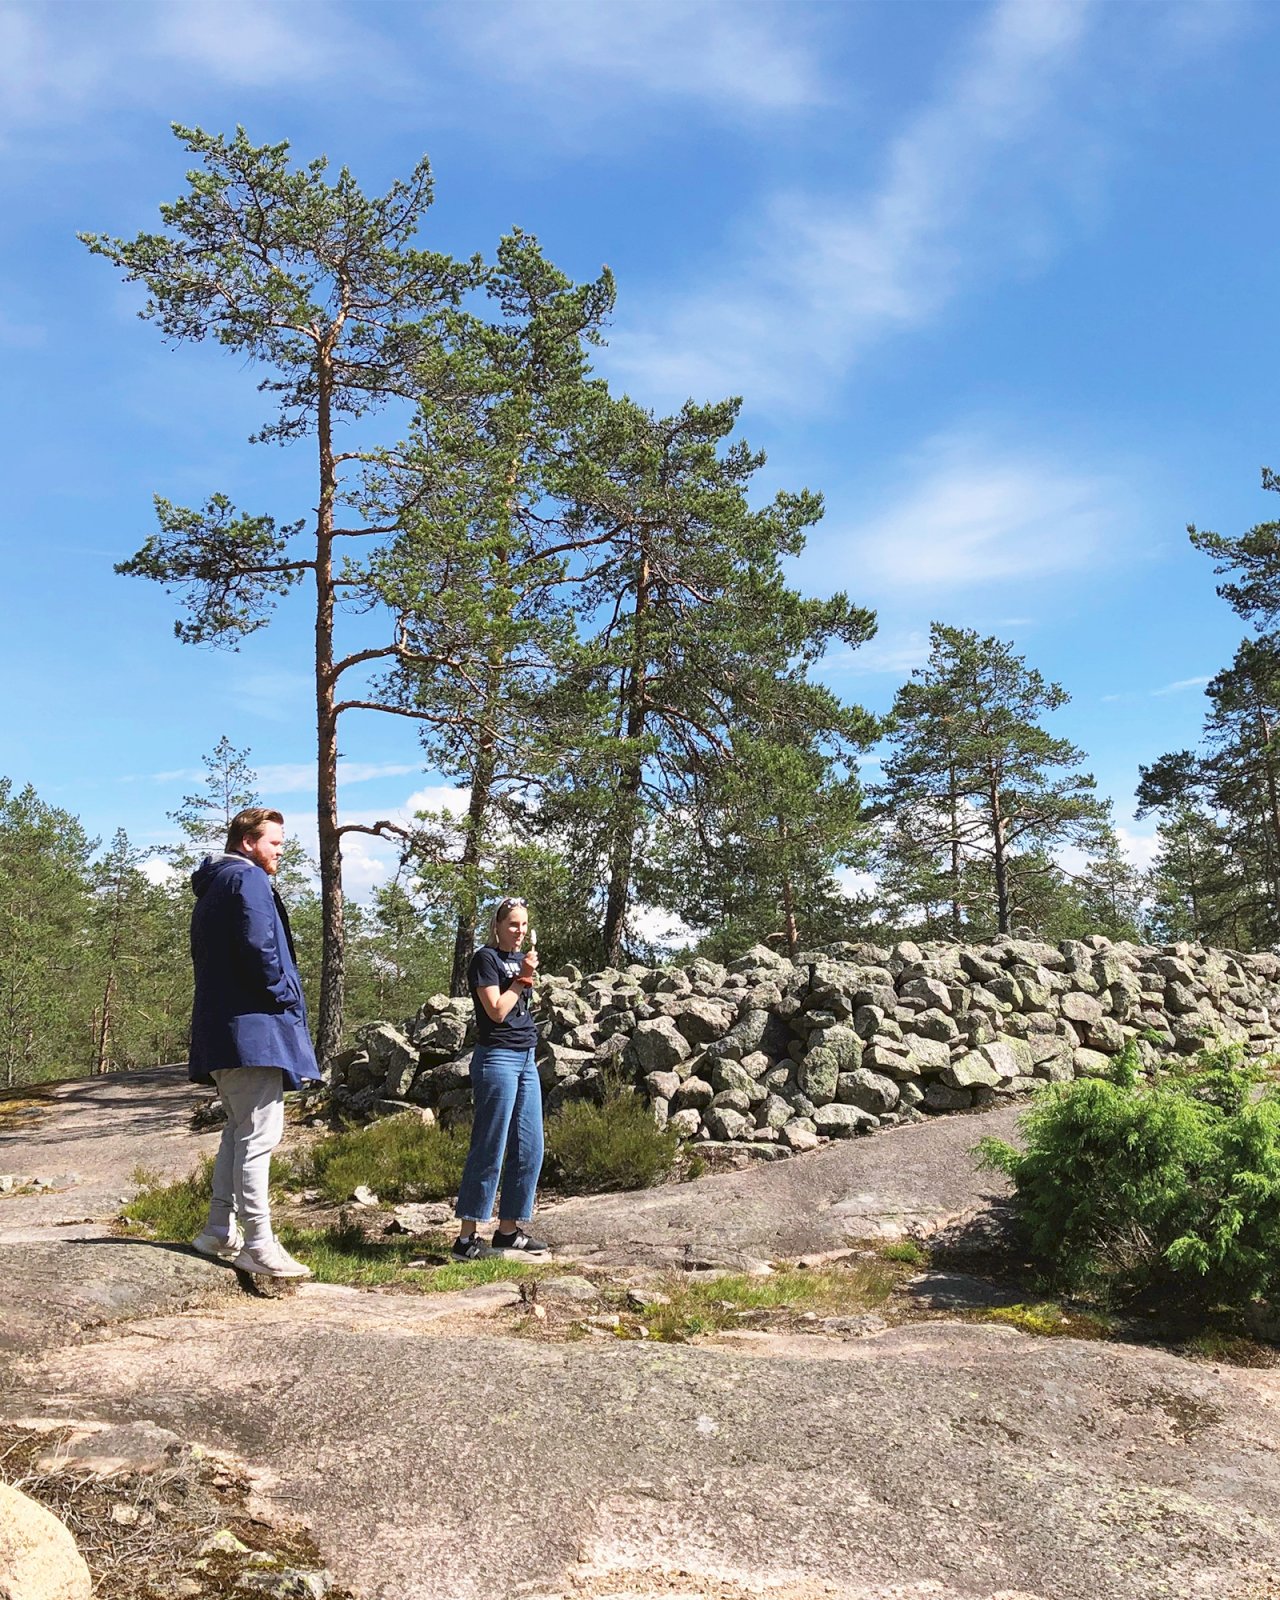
[[2, 0, 1277, 898]]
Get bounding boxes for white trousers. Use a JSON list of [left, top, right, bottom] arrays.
[[207, 1067, 284, 1248]]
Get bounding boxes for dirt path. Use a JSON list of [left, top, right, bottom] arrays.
[[0, 1068, 212, 1242]]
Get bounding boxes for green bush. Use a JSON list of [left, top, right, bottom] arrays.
[[544, 1091, 680, 1194], [978, 1042, 1280, 1310], [285, 1113, 472, 1204]]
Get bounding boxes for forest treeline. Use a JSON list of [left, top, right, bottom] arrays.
[[6, 126, 1278, 1089]]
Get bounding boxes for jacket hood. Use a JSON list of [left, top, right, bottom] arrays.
[[191, 852, 257, 897]]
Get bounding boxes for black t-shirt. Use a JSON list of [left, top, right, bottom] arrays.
[[468, 944, 538, 1049]]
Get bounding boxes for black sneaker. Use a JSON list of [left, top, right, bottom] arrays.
[[451, 1234, 487, 1261], [491, 1228, 549, 1254]]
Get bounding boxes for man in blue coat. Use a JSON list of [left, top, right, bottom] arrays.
[[189, 806, 320, 1278]]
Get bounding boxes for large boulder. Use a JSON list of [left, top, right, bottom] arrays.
[[0, 1483, 91, 1600], [630, 1017, 692, 1073]]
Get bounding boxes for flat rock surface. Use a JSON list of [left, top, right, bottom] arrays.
[[0, 1067, 212, 1241], [0, 1238, 241, 1354], [8, 1303, 1280, 1600], [539, 1105, 1020, 1267]]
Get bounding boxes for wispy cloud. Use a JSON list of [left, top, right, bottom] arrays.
[[447, 0, 827, 116], [1152, 675, 1211, 697], [0, 1, 375, 144], [807, 434, 1133, 595], [824, 630, 931, 677], [1102, 675, 1211, 705], [608, 0, 1102, 405]]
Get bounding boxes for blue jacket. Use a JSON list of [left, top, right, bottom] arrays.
[[188, 854, 321, 1090]]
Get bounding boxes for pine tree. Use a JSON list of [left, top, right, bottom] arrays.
[[0, 781, 96, 1087], [82, 126, 483, 1064], [539, 393, 875, 965], [875, 624, 1109, 936]]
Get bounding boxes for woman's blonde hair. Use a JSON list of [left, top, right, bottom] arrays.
[[486, 896, 528, 945]]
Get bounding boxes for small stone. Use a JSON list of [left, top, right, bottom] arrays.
[[351, 1185, 380, 1207]]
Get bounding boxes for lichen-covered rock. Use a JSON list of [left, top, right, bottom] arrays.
[[942, 1051, 1001, 1090], [924, 1081, 972, 1112], [813, 1103, 877, 1137], [780, 1119, 821, 1151], [631, 1017, 692, 1072], [838, 1068, 900, 1114], [704, 1106, 751, 1141], [672, 1075, 714, 1111], [797, 1046, 839, 1106]]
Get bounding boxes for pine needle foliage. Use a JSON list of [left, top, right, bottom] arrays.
[[978, 1042, 1280, 1309]]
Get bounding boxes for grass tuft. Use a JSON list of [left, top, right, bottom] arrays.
[[982, 1301, 1111, 1339], [637, 1262, 897, 1342], [878, 1238, 928, 1267]]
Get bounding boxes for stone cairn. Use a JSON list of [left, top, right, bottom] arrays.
[[327, 936, 1280, 1155]]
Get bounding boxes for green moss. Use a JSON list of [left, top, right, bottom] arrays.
[[982, 1301, 1111, 1339]]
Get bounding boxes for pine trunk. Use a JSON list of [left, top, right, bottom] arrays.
[[601, 551, 650, 967], [315, 363, 345, 1068]]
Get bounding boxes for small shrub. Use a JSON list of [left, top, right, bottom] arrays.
[[978, 1042, 1280, 1311], [285, 1113, 472, 1204], [544, 1092, 679, 1193]]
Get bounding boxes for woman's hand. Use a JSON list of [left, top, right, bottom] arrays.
[[518, 948, 540, 985]]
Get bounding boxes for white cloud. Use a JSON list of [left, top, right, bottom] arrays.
[[448, 0, 826, 115], [824, 630, 931, 677], [809, 434, 1131, 595], [225, 668, 313, 723], [0, 0, 373, 144], [1116, 825, 1159, 873], [151, 3, 357, 88], [608, 0, 1102, 405], [1151, 675, 1211, 697], [248, 761, 424, 796]]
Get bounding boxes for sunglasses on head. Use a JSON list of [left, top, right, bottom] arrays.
[[497, 897, 527, 912]]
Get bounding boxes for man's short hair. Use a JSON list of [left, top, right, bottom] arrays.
[[226, 807, 284, 854]]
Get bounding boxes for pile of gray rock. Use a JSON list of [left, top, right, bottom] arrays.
[[326, 936, 1280, 1154]]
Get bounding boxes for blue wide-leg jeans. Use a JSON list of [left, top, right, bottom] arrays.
[[454, 1045, 544, 1224]]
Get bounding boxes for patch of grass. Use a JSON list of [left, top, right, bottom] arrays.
[[121, 1155, 299, 1241], [636, 1261, 897, 1342], [273, 1221, 543, 1292], [878, 1238, 929, 1266], [545, 1092, 679, 1193], [981, 1300, 1112, 1340], [277, 1112, 471, 1204], [1186, 1329, 1278, 1368], [122, 1160, 216, 1240]]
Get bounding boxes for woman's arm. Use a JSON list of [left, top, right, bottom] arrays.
[[476, 980, 530, 1025]]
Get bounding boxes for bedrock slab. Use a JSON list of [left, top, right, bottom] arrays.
[[538, 1103, 1020, 1268], [8, 1307, 1279, 1600]]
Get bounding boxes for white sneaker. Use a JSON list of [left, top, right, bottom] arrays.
[[192, 1226, 244, 1262], [232, 1237, 312, 1279]]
